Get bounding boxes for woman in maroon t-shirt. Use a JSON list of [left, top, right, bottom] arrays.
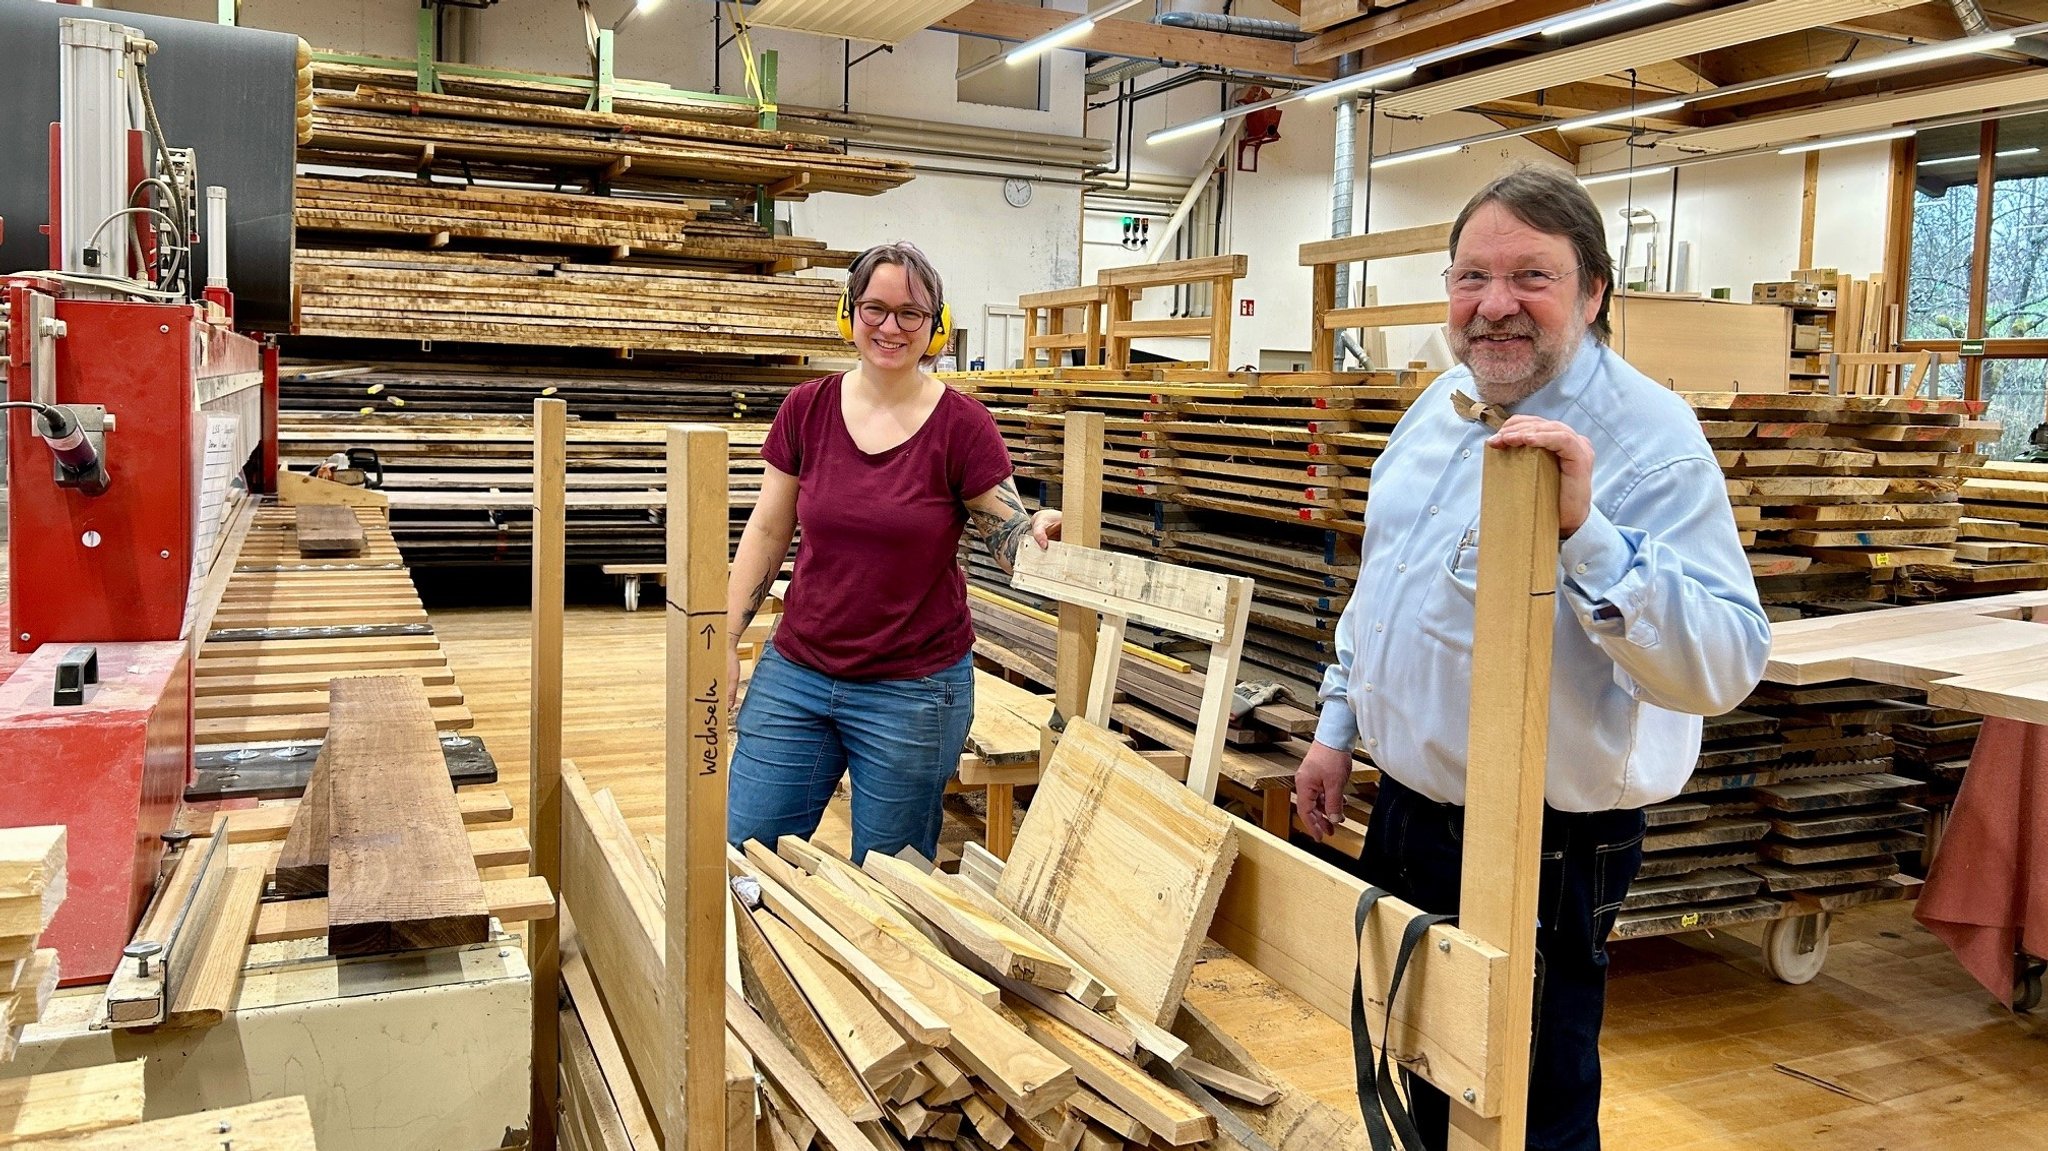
[[723, 243, 1061, 862]]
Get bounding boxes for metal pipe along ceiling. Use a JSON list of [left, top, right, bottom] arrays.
[[1153, 12, 1310, 42], [1947, 0, 2048, 62]]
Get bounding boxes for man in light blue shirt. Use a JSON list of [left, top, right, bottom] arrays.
[[1294, 166, 1769, 1151]]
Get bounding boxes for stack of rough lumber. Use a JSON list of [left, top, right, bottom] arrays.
[[294, 248, 846, 358], [724, 718, 1269, 1151], [0, 827, 63, 1060], [297, 177, 856, 273], [0, 1076, 315, 1149], [301, 85, 912, 198], [278, 359, 816, 421], [1899, 460, 2048, 597], [1685, 391, 1997, 614], [277, 413, 767, 566]]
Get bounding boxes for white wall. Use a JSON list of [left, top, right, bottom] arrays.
[[1579, 139, 1891, 297]]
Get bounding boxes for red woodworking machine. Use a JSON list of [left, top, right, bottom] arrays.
[[0, 16, 278, 984]]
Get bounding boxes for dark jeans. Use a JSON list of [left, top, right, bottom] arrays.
[[1355, 773, 1646, 1151]]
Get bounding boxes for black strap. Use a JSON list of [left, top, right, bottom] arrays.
[[1352, 887, 1457, 1151]]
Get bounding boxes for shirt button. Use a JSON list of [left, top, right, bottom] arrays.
[[1397, 563, 1407, 573], [1575, 563, 1589, 575], [1461, 449, 1472, 459], [1429, 505, 1439, 516], [1364, 683, 1374, 693], [1375, 622, 1384, 633], [1367, 737, 1379, 748]]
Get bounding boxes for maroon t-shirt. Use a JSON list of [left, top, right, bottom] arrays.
[[761, 373, 1012, 681]]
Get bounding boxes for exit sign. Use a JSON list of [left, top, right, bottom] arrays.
[[1239, 299, 1255, 316]]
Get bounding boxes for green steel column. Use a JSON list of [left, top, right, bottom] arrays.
[[595, 29, 616, 113], [416, 5, 437, 94], [757, 49, 778, 130]]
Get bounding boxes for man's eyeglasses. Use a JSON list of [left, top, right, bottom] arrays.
[[853, 300, 933, 332], [1442, 265, 1581, 300]]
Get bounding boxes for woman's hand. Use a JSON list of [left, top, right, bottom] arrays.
[[1030, 509, 1063, 549]]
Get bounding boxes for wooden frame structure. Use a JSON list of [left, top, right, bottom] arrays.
[[1300, 221, 1452, 372], [1010, 542, 1252, 804], [1822, 350, 1946, 397], [1098, 255, 1247, 373], [1018, 286, 1106, 369], [531, 398, 568, 1151]]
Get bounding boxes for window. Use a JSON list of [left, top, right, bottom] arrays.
[[1896, 113, 2048, 457]]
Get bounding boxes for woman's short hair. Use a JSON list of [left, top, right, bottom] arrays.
[[846, 242, 947, 361]]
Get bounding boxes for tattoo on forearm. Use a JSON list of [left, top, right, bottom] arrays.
[[733, 571, 775, 637], [973, 479, 1035, 574]]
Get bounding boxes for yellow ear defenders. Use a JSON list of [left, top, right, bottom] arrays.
[[837, 282, 953, 358]]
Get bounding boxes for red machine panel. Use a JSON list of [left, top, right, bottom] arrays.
[[5, 292, 260, 652], [0, 641, 189, 984]]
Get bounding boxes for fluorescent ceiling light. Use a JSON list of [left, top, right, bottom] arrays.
[[1541, 0, 1668, 38], [1578, 165, 1673, 185], [1306, 65, 1419, 102], [1011, 18, 1095, 62], [1146, 114, 1227, 146], [1007, 0, 1148, 65], [1828, 32, 2017, 80], [1558, 99, 1688, 130], [1779, 128, 1915, 154], [1370, 143, 1463, 169], [1917, 145, 2042, 166]]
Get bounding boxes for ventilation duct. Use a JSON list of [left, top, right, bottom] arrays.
[[1154, 12, 1309, 42], [1946, 0, 2048, 62]]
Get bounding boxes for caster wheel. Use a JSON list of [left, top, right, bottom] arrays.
[[2015, 965, 2044, 1014], [1761, 912, 1830, 985], [624, 576, 640, 612]]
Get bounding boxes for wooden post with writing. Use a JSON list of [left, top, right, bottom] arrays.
[[665, 425, 729, 1151], [529, 397, 566, 1151], [1448, 445, 1559, 1151]]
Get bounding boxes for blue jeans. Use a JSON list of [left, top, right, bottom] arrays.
[[727, 643, 975, 863], [1356, 773, 1646, 1151]]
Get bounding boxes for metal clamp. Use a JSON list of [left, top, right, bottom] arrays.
[[53, 645, 98, 706]]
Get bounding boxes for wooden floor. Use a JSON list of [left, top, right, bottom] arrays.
[[435, 602, 2048, 1150]]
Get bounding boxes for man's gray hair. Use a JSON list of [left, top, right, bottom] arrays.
[[1449, 165, 1615, 342]]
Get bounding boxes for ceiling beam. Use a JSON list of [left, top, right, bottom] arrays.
[[1826, 4, 1972, 41], [1296, 0, 1545, 65], [1482, 116, 1581, 163], [932, 2, 1336, 81]]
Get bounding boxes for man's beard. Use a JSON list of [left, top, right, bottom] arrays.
[[1448, 312, 1585, 406]]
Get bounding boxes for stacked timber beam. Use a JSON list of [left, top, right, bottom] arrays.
[[278, 359, 815, 421], [1902, 460, 2048, 598], [291, 83, 899, 361], [0, 1083, 315, 1149], [1690, 391, 1996, 614], [192, 498, 477, 745], [277, 414, 767, 566], [0, 828, 64, 1060]]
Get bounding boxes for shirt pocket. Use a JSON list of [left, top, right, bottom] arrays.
[[1418, 517, 1482, 648]]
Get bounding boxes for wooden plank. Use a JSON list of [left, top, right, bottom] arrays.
[[273, 746, 331, 897], [163, 865, 264, 1028], [532, 396, 567, 1151], [1097, 255, 1247, 290], [996, 717, 1238, 1028], [1045, 413, 1106, 861], [293, 504, 367, 556], [665, 424, 730, 1151], [560, 1003, 635, 1151], [1450, 444, 1560, 1147], [250, 875, 553, 943], [860, 854, 1071, 991], [325, 675, 492, 955], [4, 1098, 318, 1150], [1322, 301, 1448, 329], [732, 895, 885, 1120], [1012, 543, 1237, 643], [0, 1063, 147, 1146], [562, 922, 661, 1151], [105, 820, 228, 1027], [1008, 1001, 1213, 1145], [751, 906, 922, 1087], [276, 467, 390, 508], [1299, 221, 1455, 267], [725, 987, 892, 1151], [1209, 817, 1504, 1113], [206, 789, 513, 843], [0, 828, 65, 903]]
